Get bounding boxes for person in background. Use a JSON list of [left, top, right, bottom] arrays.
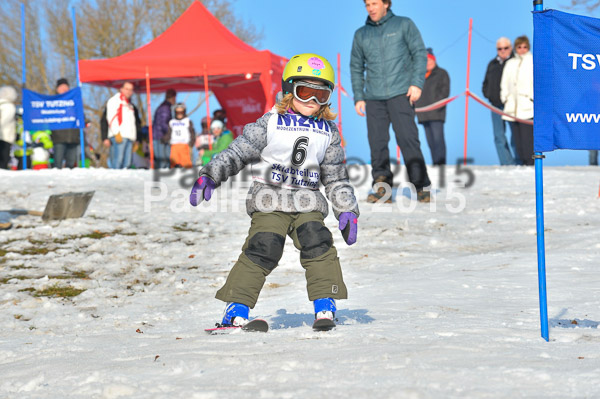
[[104, 82, 140, 169], [0, 86, 18, 169], [415, 48, 450, 166], [213, 108, 227, 124], [51, 78, 80, 169], [589, 150, 598, 166], [82, 120, 101, 168], [500, 35, 534, 166], [31, 130, 53, 169], [483, 37, 519, 165], [165, 103, 195, 168], [153, 88, 176, 168], [14, 113, 32, 170], [193, 116, 212, 165], [199, 119, 233, 165], [131, 126, 150, 169], [351, 0, 431, 203]]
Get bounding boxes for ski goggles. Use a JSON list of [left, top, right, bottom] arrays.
[[292, 81, 332, 105]]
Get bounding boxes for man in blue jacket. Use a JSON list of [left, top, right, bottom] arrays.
[[351, 0, 431, 203]]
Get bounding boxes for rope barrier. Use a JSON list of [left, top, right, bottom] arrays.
[[339, 85, 533, 127], [414, 92, 465, 113], [412, 89, 534, 126], [467, 91, 534, 125]]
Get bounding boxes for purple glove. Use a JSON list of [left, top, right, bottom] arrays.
[[189, 176, 216, 206], [339, 212, 358, 246]]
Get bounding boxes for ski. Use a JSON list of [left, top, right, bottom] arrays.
[[205, 318, 269, 335], [312, 317, 336, 331]]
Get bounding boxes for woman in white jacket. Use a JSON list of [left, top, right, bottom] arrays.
[[0, 86, 17, 169], [500, 35, 534, 166]]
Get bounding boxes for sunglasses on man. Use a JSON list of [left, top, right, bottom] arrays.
[[293, 81, 332, 105]]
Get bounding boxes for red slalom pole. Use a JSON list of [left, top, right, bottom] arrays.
[[203, 64, 212, 151], [146, 66, 155, 170], [463, 18, 473, 166], [337, 53, 346, 163]]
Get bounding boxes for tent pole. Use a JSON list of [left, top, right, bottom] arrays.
[[204, 64, 212, 150], [146, 66, 155, 169]]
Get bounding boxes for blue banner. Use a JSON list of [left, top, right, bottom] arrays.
[[534, 10, 600, 152], [22, 87, 85, 131]]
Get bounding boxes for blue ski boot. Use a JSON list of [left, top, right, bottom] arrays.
[[221, 302, 249, 327], [313, 298, 336, 331], [313, 298, 336, 320]]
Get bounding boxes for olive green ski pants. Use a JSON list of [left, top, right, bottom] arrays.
[[215, 211, 347, 308]]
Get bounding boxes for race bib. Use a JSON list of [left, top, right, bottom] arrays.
[[169, 118, 191, 145], [251, 113, 332, 190]]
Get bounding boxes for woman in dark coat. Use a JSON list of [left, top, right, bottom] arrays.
[[415, 49, 450, 165]]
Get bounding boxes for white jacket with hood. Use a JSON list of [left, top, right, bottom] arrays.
[[500, 51, 534, 122]]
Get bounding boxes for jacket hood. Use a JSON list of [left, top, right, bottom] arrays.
[[366, 9, 394, 26], [0, 86, 18, 103]]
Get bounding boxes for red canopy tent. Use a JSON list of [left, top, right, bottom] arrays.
[[78, 1, 287, 168]]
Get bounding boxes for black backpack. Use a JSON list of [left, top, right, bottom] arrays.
[[100, 106, 108, 141]]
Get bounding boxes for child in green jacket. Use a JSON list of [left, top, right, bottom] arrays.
[[199, 120, 233, 165]]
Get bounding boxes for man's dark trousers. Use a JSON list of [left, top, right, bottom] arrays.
[[422, 120, 446, 166], [366, 95, 431, 191]]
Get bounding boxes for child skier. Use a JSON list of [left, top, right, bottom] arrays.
[[31, 130, 53, 169], [166, 103, 195, 168], [198, 119, 233, 165], [189, 53, 359, 329]]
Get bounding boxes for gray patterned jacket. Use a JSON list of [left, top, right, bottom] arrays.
[[199, 109, 359, 220]]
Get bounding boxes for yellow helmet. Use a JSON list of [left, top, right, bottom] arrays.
[[282, 53, 335, 95]]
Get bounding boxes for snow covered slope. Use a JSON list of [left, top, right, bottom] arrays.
[[1, 166, 600, 398]]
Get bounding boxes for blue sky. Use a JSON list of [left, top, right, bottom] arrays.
[[217, 0, 593, 166]]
